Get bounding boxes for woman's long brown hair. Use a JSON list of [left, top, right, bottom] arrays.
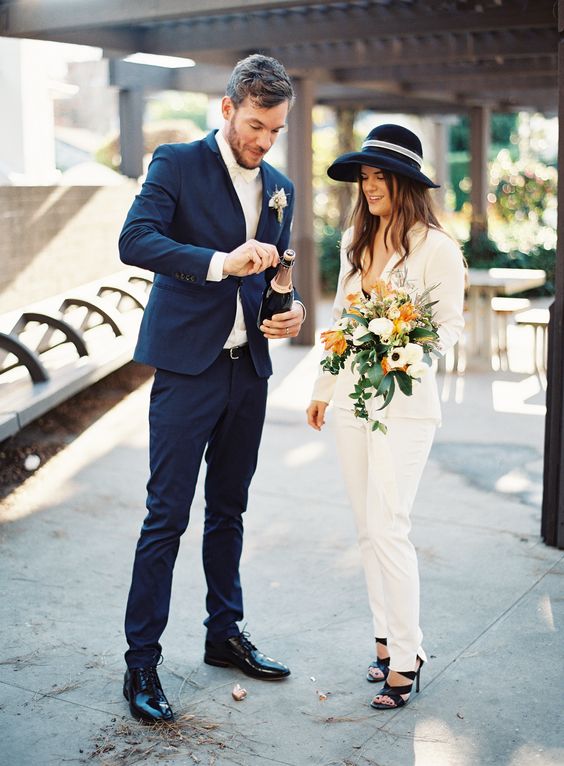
[[347, 169, 442, 276]]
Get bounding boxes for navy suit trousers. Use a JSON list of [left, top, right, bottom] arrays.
[[124, 349, 267, 669]]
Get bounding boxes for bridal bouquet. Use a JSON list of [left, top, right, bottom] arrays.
[[321, 279, 440, 433]]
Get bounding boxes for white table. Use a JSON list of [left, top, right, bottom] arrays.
[[466, 267, 546, 362]]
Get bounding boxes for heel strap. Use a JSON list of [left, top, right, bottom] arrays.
[[375, 637, 388, 646], [380, 681, 413, 696]]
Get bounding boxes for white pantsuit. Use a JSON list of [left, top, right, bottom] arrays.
[[312, 223, 465, 672]]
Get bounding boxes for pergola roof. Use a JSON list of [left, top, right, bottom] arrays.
[[0, 0, 558, 114]]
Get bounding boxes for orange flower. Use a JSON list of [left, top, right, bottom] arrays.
[[369, 280, 389, 299], [399, 302, 418, 322], [393, 319, 409, 335], [346, 291, 363, 303], [381, 356, 390, 375], [321, 330, 348, 356]]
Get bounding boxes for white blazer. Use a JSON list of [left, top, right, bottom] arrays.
[[311, 223, 466, 424]]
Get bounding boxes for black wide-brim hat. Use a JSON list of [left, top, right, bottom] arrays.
[[327, 123, 439, 188]]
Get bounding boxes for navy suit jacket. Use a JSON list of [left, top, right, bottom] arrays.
[[119, 130, 296, 379]]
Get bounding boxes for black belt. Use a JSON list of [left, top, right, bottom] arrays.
[[222, 344, 249, 360]]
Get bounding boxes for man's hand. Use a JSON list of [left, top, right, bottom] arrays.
[[223, 240, 280, 277], [306, 400, 328, 431], [260, 302, 304, 339]]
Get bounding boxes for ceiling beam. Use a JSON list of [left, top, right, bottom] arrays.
[[144, 2, 556, 57], [334, 56, 558, 85], [263, 29, 558, 72], [0, 0, 325, 36], [108, 59, 233, 95]]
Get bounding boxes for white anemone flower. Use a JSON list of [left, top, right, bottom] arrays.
[[352, 324, 371, 346], [404, 342, 424, 364], [408, 361, 429, 379], [368, 317, 394, 337], [386, 346, 409, 368]]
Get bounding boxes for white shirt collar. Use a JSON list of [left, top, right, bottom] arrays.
[[216, 129, 261, 184]]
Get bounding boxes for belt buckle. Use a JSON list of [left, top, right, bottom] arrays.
[[229, 347, 240, 360]]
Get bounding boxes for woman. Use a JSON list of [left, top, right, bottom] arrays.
[[307, 124, 465, 710]]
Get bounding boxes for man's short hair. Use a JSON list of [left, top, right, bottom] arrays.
[[226, 54, 294, 110]]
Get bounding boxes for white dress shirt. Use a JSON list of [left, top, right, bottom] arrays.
[[206, 130, 263, 349]]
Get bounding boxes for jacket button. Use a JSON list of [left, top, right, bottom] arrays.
[[188, 275, 195, 282], [174, 272, 181, 279]]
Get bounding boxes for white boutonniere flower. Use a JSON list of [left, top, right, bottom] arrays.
[[269, 186, 288, 224]]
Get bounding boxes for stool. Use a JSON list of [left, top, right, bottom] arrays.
[[514, 308, 549, 384], [491, 296, 531, 370]]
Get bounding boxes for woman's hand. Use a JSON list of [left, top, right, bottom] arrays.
[[306, 400, 328, 431]]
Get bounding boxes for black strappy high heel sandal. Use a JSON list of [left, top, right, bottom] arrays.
[[366, 637, 390, 683], [370, 660, 424, 709]]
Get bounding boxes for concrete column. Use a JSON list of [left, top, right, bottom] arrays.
[[287, 77, 317, 346], [0, 38, 58, 184], [433, 119, 448, 211], [118, 88, 144, 179], [541, 0, 564, 549], [469, 105, 490, 242]]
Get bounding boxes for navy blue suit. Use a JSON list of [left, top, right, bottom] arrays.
[[120, 131, 295, 668]]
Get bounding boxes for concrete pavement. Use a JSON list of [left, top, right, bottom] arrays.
[[1, 317, 563, 766]]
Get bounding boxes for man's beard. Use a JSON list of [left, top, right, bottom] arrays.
[[226, 121, 263, 169]]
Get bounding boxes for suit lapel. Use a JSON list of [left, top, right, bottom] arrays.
[[205, 131, 246, 243], [255, 164, 273, 241]]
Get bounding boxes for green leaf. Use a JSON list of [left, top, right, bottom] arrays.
[[395, 371, 413, 396], [373, 376, 396, 411], [376, 373, 393, 398], [343, 312, 368, 327], [367, 363, 385, 389], [409, 327, 437, 341]]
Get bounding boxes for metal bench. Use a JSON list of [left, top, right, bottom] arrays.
[[0, 268, 152, 441]]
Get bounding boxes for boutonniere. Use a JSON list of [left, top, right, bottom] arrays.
[[268, 186, 288, 224]]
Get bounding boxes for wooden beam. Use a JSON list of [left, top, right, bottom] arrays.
[[0, 23, 143, 51], [334, 57, 558, 86], [109, 59, 175, 91], [287, 77, 316, 347], [145, 2, 556, 56], [108, 59, 233, 95], [265, 29, 558, 72], [4, 0, 553, 51], [469, 105, 490, 242], [541, 0, 564, 549], [0, 0, 325, 36]]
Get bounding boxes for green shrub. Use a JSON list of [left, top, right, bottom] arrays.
[[319, 225, 341, 293], [463, 233, 555, 296]]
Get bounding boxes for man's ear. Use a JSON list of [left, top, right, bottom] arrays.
[[221, 96, 234, 121]]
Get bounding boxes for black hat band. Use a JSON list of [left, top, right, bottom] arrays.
[[361, 139, 422, 168]]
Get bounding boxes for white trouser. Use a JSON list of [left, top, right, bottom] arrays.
[[333, 409, 435, 672]]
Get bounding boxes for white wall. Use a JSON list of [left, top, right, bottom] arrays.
[[0, 38, 58, 184]]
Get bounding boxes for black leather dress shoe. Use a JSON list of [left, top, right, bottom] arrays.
[[204, 632, 290, 680], [123, 667, 174, 723]]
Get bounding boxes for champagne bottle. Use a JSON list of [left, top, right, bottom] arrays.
[[257, 249, 296, 328]]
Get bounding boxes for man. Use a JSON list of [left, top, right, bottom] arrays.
[[119, 54, 304, 723]]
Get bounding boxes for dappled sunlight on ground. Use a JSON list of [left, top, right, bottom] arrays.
[[413, 717, 478, 766]]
